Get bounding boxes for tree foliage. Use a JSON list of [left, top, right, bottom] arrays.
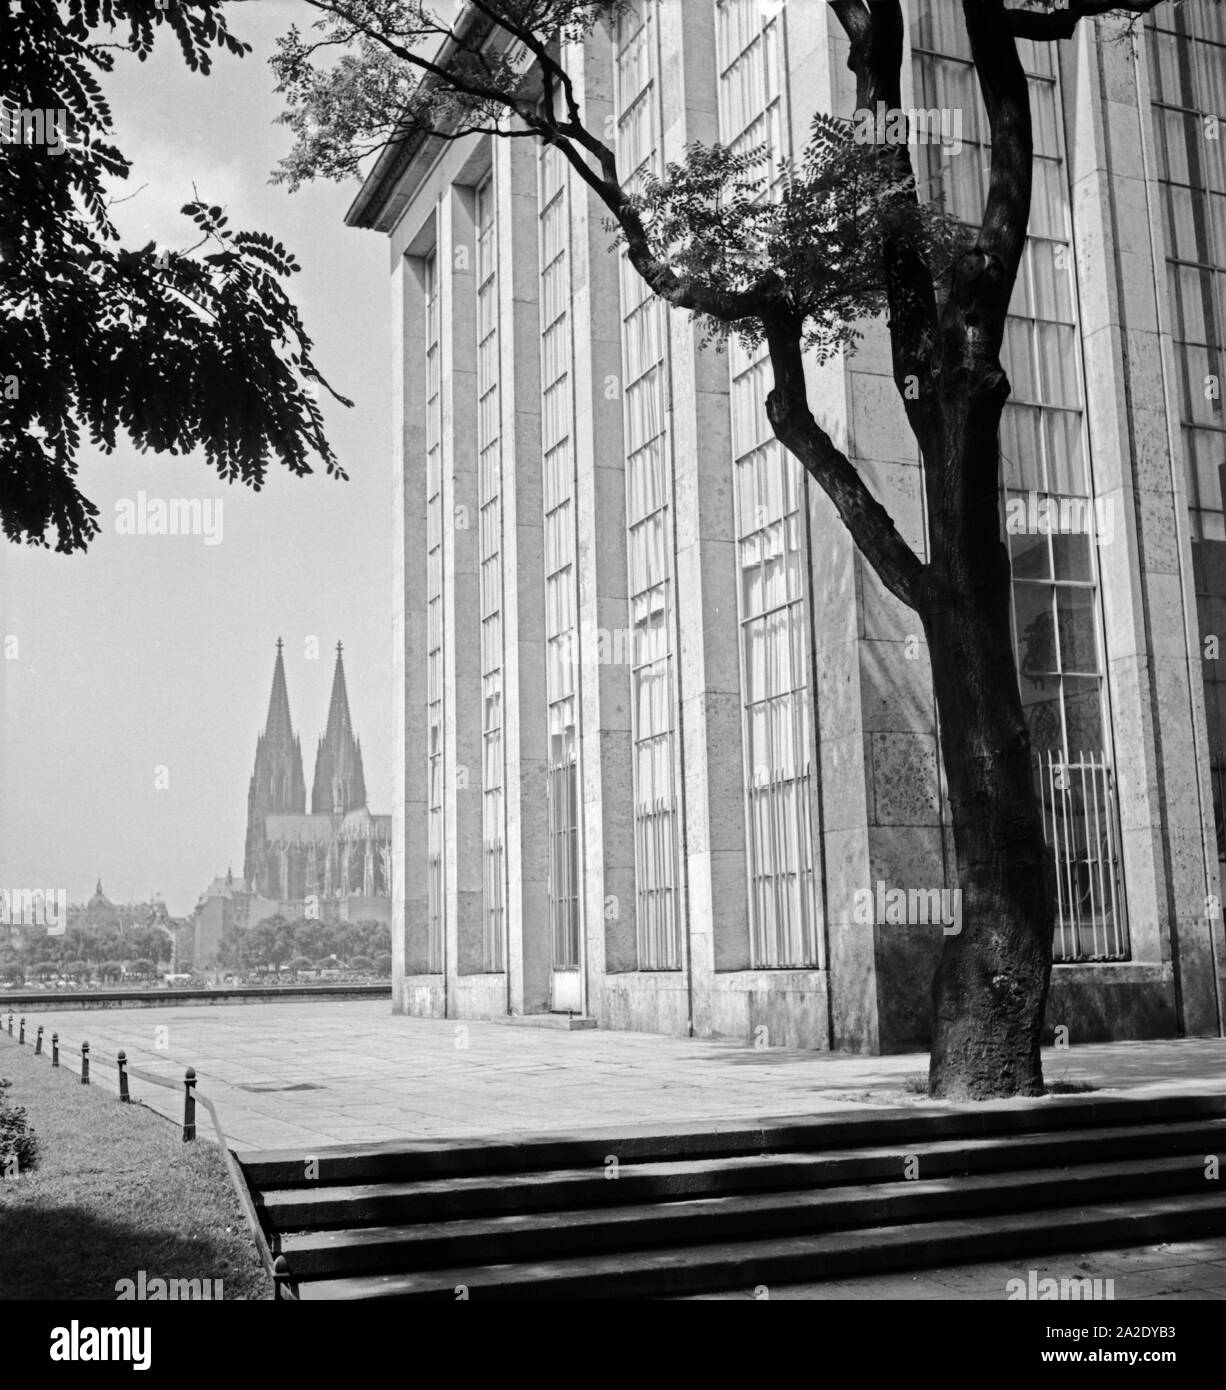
[[632, 116, 969, 358], [0, 0, 349, 553], [0, 1077, 40, 1175], [217, 914, 389, 972], [0, 914, 173, 972], [272, 0, 620, 189]]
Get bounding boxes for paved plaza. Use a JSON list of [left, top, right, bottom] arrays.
[[5, 999, 1224, 1150], [5, 1000, 1226, 1300]]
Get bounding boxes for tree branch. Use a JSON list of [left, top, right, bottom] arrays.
[[762, 309, 925, 611], [831, 0, 942, 446], [1003, 0, 1165, 40], [298, 0, 779, 321], [923, 1, 1034, 569], [467, 0, 586, 134], [963, 0, 1032, 348], [830, 0, 872, 50]]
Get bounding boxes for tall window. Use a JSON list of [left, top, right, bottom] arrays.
[[424, 249, 445, 973], [476, 174, 506, 972], [1149, 1, 1226, 544], [616, 0, 681, 970], [1147, 2, 1226, 864], [913, 3, 1127, 960], [539, 141, 581, 972], [715, 0, 788, 183], [716, 0, 822, 968]]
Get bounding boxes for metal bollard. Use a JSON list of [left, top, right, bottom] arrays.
[[118, 1050, 129, 1103], [272, 1255, 293, 1301], [81, 1040, 90, 1085], [34, 1025, 43, 1056], [182, 1067, 196, 1142], [51, 1032, 59, 1067], [18, 1017, 24, 1045]]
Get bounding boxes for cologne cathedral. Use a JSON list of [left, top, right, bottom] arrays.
[[192, 642, 390, 968], [243, 639, 392, 908]]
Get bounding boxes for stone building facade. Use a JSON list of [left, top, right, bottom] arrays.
[[350, 0, 1226, 1050], [191, 869, 272, 973]]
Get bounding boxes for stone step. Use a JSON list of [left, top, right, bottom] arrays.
[[276, 1153, 1223, 1279], [492, 1014, 598, 1030], [256, 1117, 1226, 1233], [288, 1191, 1226, 1299], [241, 1092, 1226, 1188]]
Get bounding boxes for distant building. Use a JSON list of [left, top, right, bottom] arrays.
[[67, 880, 190, 970], [193, 641, 391, 968], [191, 868, 274, 972]]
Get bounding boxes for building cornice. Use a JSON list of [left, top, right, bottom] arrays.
[[345, 11, 538, 233]]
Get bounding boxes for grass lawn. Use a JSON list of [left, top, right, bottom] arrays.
[[0, 1033, 272, 1300]]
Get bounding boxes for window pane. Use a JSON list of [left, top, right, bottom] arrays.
[[1056, 587, 1100, 674]]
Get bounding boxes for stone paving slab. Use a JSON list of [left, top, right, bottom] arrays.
[[683, 1237, 1226, 1300], [4, 1000, 1224, 1152]]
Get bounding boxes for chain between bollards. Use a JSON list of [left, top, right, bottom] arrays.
[[18, 1020, 198, 1134], [183, 1066, 196, 1142]]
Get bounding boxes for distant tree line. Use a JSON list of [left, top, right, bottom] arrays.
[[0, 920, 173, 981], [218, 916, 391, 977]]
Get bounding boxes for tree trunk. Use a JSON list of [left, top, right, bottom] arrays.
[[921, 534, 1054, 1099]]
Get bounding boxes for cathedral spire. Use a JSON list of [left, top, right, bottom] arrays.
[[264, 637, 294, 744], [245, 640, 307, 885], [312, 642, 367, 815]]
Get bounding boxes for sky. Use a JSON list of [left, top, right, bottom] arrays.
[[0, 1, 394, 917]]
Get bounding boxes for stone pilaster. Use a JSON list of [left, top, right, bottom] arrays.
[[655, 0, 748, 1039], [567, 28, 636, 1007], [390, 247, 432, 998], [497, 134, 552, 1014], [1074, 19, 1225, 1036], [440, 186, 485, 991]]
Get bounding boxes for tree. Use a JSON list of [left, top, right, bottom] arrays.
[[0, 0, 349, 553], [62, 923, 96, 962], [288, 917, 328, 963], [127, 958, 155, 980], [217, 924, 247, 972], [125, 924, 171, 965], [350, 918, 391, 959], [91, 927, 124, 964], [247, 915, 294, 971], [274, 0, 1180, 1099]]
